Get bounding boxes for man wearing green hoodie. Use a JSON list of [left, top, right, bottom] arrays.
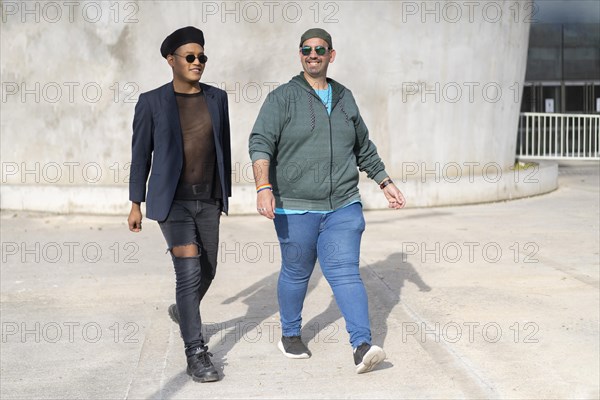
[[248, 28, 406, 374]]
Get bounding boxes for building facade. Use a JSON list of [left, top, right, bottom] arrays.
[[522, 0, 600, 114]]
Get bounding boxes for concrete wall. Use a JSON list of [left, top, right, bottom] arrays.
[[1, 1, 546, 215]]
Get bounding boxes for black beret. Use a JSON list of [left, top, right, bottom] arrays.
[[160, 26, 205, 58]]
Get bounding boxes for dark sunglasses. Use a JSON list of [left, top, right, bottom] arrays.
[[173, 53, 208, 64], [300, 45, 329, 56]]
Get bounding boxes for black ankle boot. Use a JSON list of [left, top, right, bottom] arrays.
[[186, 347, 219, 382]]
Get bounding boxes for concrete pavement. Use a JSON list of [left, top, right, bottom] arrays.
[[1, 163, 598, 399]]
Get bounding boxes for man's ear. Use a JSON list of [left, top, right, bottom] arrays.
[[329, 49, 336, 63], [166, 55, 175, 67]]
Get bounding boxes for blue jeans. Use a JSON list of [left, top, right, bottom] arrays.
[[273, 203, 372, 348]]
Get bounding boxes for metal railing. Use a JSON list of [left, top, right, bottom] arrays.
[[517, 112, 600, 160]]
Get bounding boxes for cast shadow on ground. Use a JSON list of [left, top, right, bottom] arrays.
[[302, 252, 431, 361], [147, 271, 296, 398], [168, 268, 324, 390], [153, 252, 429, 396]]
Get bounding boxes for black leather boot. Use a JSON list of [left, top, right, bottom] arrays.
[[186, 346, 219, 382]]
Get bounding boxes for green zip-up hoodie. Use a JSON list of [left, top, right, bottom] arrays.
[[249, 73, 389, 211]]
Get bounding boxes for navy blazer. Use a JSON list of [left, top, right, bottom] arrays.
[[129, 81, 232, 221]]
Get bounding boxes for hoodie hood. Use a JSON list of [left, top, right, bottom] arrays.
[[290, 72, 346, 111]]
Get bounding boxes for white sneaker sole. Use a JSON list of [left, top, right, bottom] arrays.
[[278, 340, 311, 359], [356, 345, 386, 374]]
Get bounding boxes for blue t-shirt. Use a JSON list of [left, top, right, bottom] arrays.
[[314, 85, 332, 115], [275, 200, 361, 215]]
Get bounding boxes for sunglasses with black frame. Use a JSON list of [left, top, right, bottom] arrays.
[[173, 53, 208, 64]]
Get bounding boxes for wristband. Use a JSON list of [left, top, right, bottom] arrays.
[[379, 179, 393, 190], [256, 184, 273, 193]]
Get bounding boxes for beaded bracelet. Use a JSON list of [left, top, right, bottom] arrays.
[[256, 184, 273, 193]]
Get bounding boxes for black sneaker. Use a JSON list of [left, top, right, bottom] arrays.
[[278, 336, 311, 359], [186, 347, 219, 382], [353, 343, 385, 374], [168, 304, 180, 325]]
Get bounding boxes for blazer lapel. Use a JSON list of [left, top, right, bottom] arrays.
[[201, 84, 226, 184], [163, 82, 183, 151], [202, 84, 222, 143]]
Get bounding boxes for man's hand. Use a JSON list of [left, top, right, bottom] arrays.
[[128, 202, 143, 232], [382, 183, 406, 209], [257, 189, 276, 220]]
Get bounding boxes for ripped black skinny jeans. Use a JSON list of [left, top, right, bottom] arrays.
[[158, 199, 221, 356]]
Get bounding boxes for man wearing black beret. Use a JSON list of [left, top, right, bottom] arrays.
[[128, 26, 231, 383]]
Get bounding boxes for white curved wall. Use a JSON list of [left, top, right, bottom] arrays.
[[0, 1, 538, 214]]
